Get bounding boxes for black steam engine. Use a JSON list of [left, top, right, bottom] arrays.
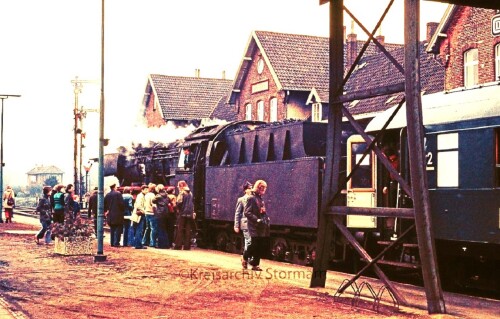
[[104, 85, 500, 295]]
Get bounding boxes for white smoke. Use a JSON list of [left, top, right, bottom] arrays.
[[106, 121, 197, 154]]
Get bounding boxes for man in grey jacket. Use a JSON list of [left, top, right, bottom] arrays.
[[234, 181, 253, 269], [174, 180, 195, 250]]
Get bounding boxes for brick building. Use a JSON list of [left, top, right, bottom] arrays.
[[142, 72, 235, 127], [427, 5, 500, 90], [228, 30, 404, 123]]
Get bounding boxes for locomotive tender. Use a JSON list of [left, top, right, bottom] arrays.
[[105, 84, 499, 294]]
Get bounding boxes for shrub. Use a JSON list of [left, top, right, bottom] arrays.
[[50, 212, 94, 240]]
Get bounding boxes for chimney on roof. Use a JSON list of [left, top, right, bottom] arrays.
[[375, 27, 384, 53], [426, 22, 439, 43], [195, 69, 200, 78], [346, 20, 357, 68], [222, 70, 226, 80]]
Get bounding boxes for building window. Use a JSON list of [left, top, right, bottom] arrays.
[[464, 48, 478, 87], [257, 100, 264, 121], [245, 103, 252, 120], [312, 102, 322, 122], [495, 44, 500, 81], [496, 129, 500, 188], [270, 98, 278, 122], [437, 133, 459, 187]]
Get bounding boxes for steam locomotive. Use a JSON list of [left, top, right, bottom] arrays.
[[105, 84, 499, 294]]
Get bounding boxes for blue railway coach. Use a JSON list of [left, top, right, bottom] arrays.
[[365, 83, 500, 292]]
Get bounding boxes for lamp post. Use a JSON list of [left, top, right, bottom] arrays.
[[0, 94, 21, 223], [94, 0, 107, 262]]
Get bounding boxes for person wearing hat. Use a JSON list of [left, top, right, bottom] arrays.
[[234, 181, 253, 269]]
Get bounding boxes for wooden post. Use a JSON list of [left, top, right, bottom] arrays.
[[310, 0, 344, 288], [404, 0, 445, 313]]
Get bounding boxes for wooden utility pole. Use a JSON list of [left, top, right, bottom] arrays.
[[404, 0, 445, 313], [310, 0, 344, 288]]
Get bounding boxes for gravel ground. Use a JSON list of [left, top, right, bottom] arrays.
[[0, 218, 498, 319]]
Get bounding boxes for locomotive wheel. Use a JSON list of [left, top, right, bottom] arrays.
[[271, 237, 289, 261], [215, 231, 230, 252]]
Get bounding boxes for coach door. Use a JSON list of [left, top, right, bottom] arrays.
[[346, 135, 377, 228]]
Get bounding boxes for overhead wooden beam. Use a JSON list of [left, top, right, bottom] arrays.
[[327, 206, 414, 218], [332, 82, 405, 104], [320, 0, 500, 10], [424, 0, 500, 10]]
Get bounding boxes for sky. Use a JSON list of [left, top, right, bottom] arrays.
[[0, 0, 448, 187]]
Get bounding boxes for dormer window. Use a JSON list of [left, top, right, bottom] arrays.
[[464, 48, 478, 87], [312, 102, 322, 122]]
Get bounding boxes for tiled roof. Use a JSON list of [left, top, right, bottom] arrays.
[[149, 74, 233, 121], [210, 96, 237, 122], [26, 165, 64, 175], [344, 42, 445, 117], [253, 30, 404, 91]]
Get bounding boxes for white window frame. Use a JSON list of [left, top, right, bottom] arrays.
[[437, 133, 459, 187], [270, 97, 278, 122], [495, 44, 500, 81], [245, 103, 252, 120], [464, 48, 478, 87], [312, 102, 322, 122], [257, 100, 264, 121]]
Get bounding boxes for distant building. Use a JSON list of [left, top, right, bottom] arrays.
[[26, 165, 64, 186]]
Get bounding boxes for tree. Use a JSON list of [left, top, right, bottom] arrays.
[[28, 185, 43, 197], [44, 176, 59, 188]]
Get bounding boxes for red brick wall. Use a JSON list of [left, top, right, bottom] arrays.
[[145, 89, 166, 127], [437, 7, 500, 90], [236, 49, 286, 122]]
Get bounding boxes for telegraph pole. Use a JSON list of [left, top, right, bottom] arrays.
[[71, 77, 98, 207]]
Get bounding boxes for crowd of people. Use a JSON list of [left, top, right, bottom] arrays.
[[84, 180, 196, 250], [2, 177, 272, 271]]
